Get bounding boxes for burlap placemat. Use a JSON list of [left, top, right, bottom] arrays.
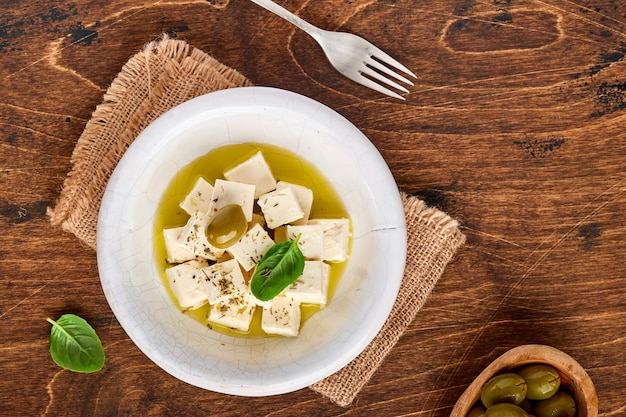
[[48, 34, 465, 407]]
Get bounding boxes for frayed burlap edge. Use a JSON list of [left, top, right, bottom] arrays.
[[47, 34, 251, 249], [47, 35, 466, 407], [310, 192, 465, 406]]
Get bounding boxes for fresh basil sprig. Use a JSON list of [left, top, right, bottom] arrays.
[[46, 314, 105, 373], [250, 234, 305, 301]]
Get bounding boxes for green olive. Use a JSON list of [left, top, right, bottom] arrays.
[[485, 403, 530, 417], [533, 391, 576, 417], [481, 373, 528, 407], [517, 364, 561, 400], [205, 204, 248, 249], [468, 404, 487, 417]]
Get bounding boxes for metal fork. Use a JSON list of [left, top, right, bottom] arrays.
[[249, 0, 417, 100]]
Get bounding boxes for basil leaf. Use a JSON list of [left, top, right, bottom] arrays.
[[250, 234, 305, 301], [46, 314, 105, 373]]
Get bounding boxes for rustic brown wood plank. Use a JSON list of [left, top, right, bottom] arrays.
[[1, 0, 625, 415]]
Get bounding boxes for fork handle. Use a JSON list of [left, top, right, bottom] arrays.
[[248, 0, 324, 41]]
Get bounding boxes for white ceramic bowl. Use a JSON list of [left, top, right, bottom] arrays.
[[97, 87, 406, 396]]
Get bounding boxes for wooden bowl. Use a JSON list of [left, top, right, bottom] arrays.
[[450, 344, 598, 417]]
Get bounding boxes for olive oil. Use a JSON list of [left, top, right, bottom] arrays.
[[153, 143, 350, 338]]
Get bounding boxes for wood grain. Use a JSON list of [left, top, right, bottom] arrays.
[[2, 0, 625, 415]]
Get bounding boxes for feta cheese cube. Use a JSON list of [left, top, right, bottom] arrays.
[[201, 259, 248, 304], [261, 296, 301, 337], [224, 151, 277, 198], [179, 177, 214, 215], [285, 224, 325, 259], [307, 218, 350, 262], [285, 260, 330, 306], [208, 294, 256, 332], [276, 181, 313, 225], [163, 226, 196, 263], [165, 259, 209, 310], [227, 223, 274, 271], [209, 179, 255, 222], [257, 185, 304, 229], [177, 211, 225, 260]]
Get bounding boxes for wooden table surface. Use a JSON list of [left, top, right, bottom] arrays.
[[2, 0, 625, 415]]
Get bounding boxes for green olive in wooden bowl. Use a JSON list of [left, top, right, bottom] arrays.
[[450, 344, 598, 417]]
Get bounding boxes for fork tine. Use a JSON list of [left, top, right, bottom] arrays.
[[351, 73, 407, 100], [366, 57, 415, 86], [369, 44, 417, 79], [360, 66, 410, 94]]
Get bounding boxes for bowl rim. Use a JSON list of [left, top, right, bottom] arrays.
[[96, 86, 407, 396], [450, 344, 598, 417]]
